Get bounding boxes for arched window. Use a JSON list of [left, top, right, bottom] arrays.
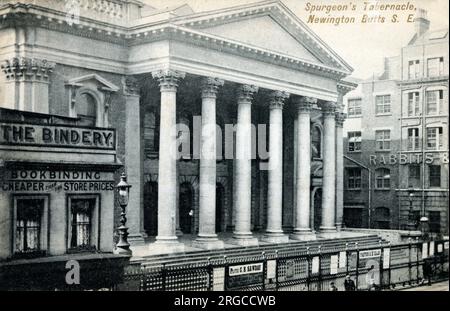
[[144, 108, 159, 157], [77, 93, 97, 127], [177, 113, 193, 160], [375, 168, 391, 189], [374, 207, 390, 229], [311, 125, 322, 158]]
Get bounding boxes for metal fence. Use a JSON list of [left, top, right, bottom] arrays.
[[117, 239, 449, 291]]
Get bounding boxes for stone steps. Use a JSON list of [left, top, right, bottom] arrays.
[[134, 235, 386, 268]]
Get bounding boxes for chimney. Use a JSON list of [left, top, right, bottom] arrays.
[[414, 9, 430, 36]]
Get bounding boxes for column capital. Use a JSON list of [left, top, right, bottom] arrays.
[[237, 84, 259, 103], [152, 69, 186, 92], [1, 57, 55, 81], [122, 76, 140, 96], [335, 112, 347, 127], [201, 77, 224, 99], [320, 101, 337, 116], [269, 90, 289, 109], [294, 96, 316, 113]]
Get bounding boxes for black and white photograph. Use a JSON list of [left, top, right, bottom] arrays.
[[0, 0, 448, 302]]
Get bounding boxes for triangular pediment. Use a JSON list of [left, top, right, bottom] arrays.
[[66, 74, 119, 92], [175, 1, 353, 74], [197, 15, 320, 63]]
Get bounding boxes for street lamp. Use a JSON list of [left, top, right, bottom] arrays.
[[407, 185, 416, 231], [420, 216, 430, 241], [114, 172, 132, 255]]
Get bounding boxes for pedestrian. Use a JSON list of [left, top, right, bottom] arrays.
[[344, 274, 356, 291], [329, 282, 338, 291]]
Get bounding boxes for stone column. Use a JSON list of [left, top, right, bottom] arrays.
[[320, 102, 337, 233], [151, 69, 185, 253], [291, 97, 316, 240], [1, 57, 54, 112], [335, 112, 346, 230], [122, 76, 145, 245], [263, 91, 290, 243], [232, 84, 259, 246], [194, 77, 225, 249]]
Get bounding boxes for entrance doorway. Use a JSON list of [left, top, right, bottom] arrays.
[[143, 181, 158, 236], [179, 182, 194, 234], [216, 183, 225, 233], [313, 188, 322, 231]]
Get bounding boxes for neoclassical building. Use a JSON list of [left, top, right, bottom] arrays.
[[0, 0, 355, 257]]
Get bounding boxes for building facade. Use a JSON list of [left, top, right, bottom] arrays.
[[343, 10, 449, 235], [0, 0, 355, 261]]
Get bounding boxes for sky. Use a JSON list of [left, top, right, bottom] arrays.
[[143, 0, 449, 79]]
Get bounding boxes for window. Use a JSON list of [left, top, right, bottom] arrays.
[[426, 90, 443, 115], [374, 207, 390, 229], [407, 128, 420, 151], [77, 93, 97, 127], [13, 196, 48, 258], [347, 98, 362, 117], [407, 92, 420, 116], [375, 168, 391, 189], [428, 211, 441, 233], [375, 130, 391, 151], [408, 60, 420, 79], [144, 109, 159, 157], [348, 131, 361, 152], [426, 127, 443, 150], [311, 126, 322, 158], [375, 95, 391, 115], [177, 113, 193, 160], [408, 165, 421, 188], [68, 196, 98, 251], [347, 168, 362, 189], [427, 57, 444, 77], [429, 165, 441, 188]]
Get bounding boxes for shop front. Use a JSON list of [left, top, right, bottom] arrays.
[[0, 108, 128, 290]]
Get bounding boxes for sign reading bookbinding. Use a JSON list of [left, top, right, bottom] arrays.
[[0, 122, 115, 150]]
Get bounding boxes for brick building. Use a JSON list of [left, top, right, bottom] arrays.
[[343, 10, 449, 236]]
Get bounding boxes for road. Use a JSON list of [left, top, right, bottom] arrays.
[[400, 281, 449, 291]]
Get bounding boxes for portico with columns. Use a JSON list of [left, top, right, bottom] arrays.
[[0, 0, 356, 255]]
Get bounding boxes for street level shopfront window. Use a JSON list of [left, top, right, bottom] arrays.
[[428, 165, 441, 188], [67, 196, 99, 251], [13, 196, 48, 258], [375, 168, 391, 189], [408, 164, 421, 188], [374, 207, 390, 229]]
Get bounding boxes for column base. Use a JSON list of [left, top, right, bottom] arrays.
[[290, 229, 316, 241], [318, 227, 340, 239], [335, 223, 343, 232], [128, 233, 147, 246], [192, 235, 224, 250], [320, 226, 337, 233], [149, 236, 185, 255], [176, 229, 184, 237], [261, 232, 289, 244], [231, 233, 259, 247]]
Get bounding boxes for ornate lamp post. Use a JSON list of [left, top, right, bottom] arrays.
[[114, 172, 132, 255]]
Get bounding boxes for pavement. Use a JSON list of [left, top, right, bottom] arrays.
[[399, 281, 449, 291]]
